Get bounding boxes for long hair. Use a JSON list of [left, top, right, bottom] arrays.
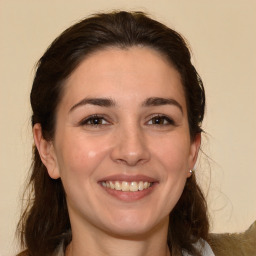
[[17, 11, 208, 256]]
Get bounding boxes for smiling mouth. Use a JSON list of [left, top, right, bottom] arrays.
[[101, 181, 153, 192]]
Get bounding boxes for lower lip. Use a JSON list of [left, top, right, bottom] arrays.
[[100, 183, 157, 202]]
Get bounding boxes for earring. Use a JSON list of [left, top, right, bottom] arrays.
[[189, 169, 193, 174]]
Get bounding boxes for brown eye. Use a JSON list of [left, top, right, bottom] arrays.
[[148, 115, 174, 125], [80, 115, 109, 126], [87, 117, 104, 125]]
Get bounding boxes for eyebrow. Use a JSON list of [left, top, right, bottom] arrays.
[[69, 96, 183, 113], [69, 97, 115, 112], [142, 97, 183, 113]]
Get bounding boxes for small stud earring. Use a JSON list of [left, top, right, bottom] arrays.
[[189, 170, 193, 174]]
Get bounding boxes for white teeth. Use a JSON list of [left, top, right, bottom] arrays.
[[109, 181, 115, 189], [114, 181, 122, 190], [138, 181, 144, 191], [102, 181, 153, 192], [144, 181, 150, 189], [121, 181, 129, 191], [130, 182, 138, 192]]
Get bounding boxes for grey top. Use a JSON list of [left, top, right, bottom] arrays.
[[182, 239, 215, 256]]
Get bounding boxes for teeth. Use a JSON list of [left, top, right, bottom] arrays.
[[102, 181, 153, 192], [130, 182, 138, 192], [121, 181, 129, 191], [109, 181, 115, 189], [138, 181, 144, 191], [114, 181, 122, 190], [144, 181, 150, 189]]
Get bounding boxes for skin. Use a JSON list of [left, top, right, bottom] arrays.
[[34, 46, 201, 256]]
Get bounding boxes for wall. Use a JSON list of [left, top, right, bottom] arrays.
[[0, 1, 255, 255]]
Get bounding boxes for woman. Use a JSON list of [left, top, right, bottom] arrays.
[[17, 11, 214, 256]]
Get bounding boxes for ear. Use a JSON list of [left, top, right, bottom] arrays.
[[187, 133, 201, 178], [33, 123, 60, 179]]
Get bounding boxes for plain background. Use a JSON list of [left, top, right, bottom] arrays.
[[0, 1, 255, 255]]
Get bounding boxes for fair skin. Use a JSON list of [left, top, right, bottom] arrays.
[[34, 46, 201, 256]]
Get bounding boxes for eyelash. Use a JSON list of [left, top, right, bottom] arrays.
[[79, 114, 109, 126], [146, 114, 175, 126], [79, 114, 175, 127]]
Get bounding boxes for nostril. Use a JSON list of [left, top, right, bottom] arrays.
[[114, 157, 149, 166]]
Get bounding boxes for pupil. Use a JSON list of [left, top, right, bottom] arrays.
[[92, 118, 101, 124], [154, 117, 162, 124], [94, 119, 99, 124]]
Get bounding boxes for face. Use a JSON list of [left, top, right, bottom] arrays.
[[35, 47, 200, 238]]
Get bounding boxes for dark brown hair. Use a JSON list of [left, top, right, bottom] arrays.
[[17, 11, 208, 256]]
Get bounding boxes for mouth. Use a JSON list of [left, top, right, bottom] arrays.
[[101, 181, 153, 192], [99, 174, 158, 201]]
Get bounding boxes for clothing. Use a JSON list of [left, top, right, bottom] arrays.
[[182, 239, 215, 256], [55, 238, 215, 256]]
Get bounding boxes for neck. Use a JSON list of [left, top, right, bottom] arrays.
[[66, 238, 170, 256], [65, 218, 171, 256]]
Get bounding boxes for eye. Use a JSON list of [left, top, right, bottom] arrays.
[[147, 115, 175, 126], [79, 115, 109, 126]]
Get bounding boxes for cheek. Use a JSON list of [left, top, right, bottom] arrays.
[[56, 133, 111, 179], [55, 136, 112, 209], [152, 133, 191, 173]]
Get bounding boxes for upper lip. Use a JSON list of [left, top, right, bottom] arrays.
[[99, 174, 158, 183]]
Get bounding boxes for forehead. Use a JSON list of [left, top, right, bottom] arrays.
[[60, 46, 186, 110]]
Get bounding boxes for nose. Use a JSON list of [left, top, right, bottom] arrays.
[[110, 125, 150, 166]]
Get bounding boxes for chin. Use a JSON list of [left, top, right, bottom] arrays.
[[104, 224, 155, 239], [100, 212, 168, 239]]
